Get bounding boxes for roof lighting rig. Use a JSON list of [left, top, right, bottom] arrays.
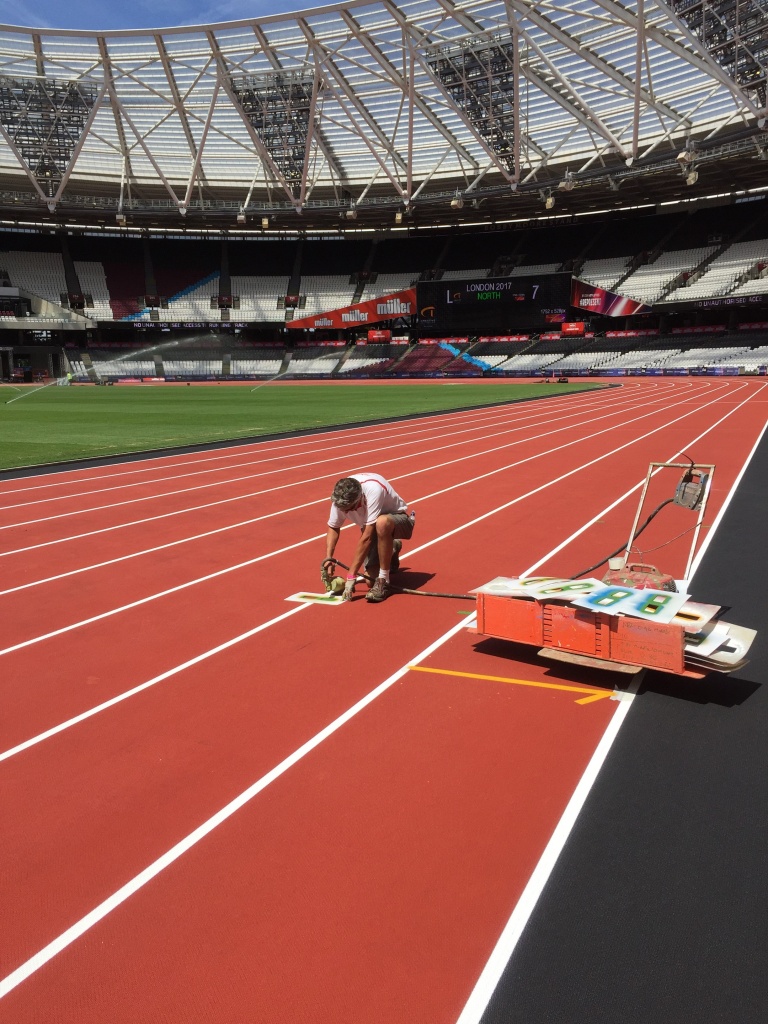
[[229, 70, 317, 198], [426, 34, 517, 176], [670, 0, 768, 108], [0, 76, 98, 203]]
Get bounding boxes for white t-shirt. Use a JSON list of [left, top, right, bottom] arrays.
[[328, 472, 407, 529]]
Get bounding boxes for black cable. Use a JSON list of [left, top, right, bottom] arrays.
[[323, 558, 474, 600], [570, 498, 675, 579]]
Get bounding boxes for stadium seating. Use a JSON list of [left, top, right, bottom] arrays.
[[299, 276, 356, 314], [337, 344, 396, 375], [666, 240, 768, 301], [3, 250, 67, 303], [2, 216, 768, 385], [387, 344, 457, 374], [359, 273, 418, 300], [74, 261, 114, 320], [231, 350, 285, 376], [441, 268, 489, 280], [287, 347, 346, 375], [579, 256, 630, 290], [621, 247, 717, 303]]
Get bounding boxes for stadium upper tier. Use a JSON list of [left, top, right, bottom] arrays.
[[2, 198, 768, 322], [0, 1, 767, 231]]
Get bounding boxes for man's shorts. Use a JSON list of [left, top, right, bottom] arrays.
[[389, 510, 415, 540]]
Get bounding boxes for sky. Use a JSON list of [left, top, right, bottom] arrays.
[[0, 0, 301, 32]]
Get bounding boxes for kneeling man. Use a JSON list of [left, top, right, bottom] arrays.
[[325, 473, 415, 603]]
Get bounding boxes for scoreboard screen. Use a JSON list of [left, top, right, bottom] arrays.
[[417, 273, 572, 333]]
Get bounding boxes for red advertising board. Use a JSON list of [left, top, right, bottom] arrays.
[[287, 289, 416, 330], [605, 330, 659, 337], [367, 329, 391, 342], [671, 325, 726, 334], [561, 321, 585, 335], [540, 332, 595, 341]]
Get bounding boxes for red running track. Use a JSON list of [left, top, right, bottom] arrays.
[[0, 379, 766, 1023]]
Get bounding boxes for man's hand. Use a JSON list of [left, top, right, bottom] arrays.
[[320, 559, 336, 592], [343, 576, 356, 601]]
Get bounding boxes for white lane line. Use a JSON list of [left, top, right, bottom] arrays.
[[522, 381, 768, 577], [0, 614, 474, 1001], [0, 405, 502, 493], [0, 381, 734, 766], [0, 386, 731, 760], [398, 381, 742, 557], [0, 388, 622, 508], [0, 383, 705, 547], [0, 385, 630, 495], [0, 400, 564, 510], [0, 395, 560, 493], [0, 385, 663, 561], [455, 700, 635, 1024], [0, 381, 708, 1002], [0, 383, 724, 622], [0, 383, 701, 588], [687, 409, 768, 579], [0, 604, 310, 765], [453, 392, 768, 1024], [0, 385, 661, 550], [0, 386, 649, 522], [0, 532, 329, 659]]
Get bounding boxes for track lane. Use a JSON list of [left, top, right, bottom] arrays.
[[0, 382, 725, 643], [0, 381, 755, 747], [0, 390, 624, 513], [0, 385, 622, 499], [0, 381, 765, 990], [0, 387, 651, 564], [0, 636, 620, 1024], [3, 383, 766, 1022], [0, 385, 673, 540]]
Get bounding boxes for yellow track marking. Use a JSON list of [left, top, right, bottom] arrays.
[[407, 665, 614, 703]]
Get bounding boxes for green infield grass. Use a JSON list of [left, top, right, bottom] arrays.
[[0, 379, 606, 471]]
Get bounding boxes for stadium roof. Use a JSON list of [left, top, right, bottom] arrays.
[[0, 0, 766, 233]]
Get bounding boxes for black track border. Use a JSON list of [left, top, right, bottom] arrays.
[[481, 427, 768, 1024]]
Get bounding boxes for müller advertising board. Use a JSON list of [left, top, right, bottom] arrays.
[[286, 289, 416, 330]]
